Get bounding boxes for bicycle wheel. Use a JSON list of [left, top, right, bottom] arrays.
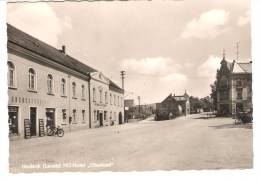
[[47, 128, 54, 136], [57, 129, 64, 137]]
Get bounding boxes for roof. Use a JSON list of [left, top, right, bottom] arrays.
[[7, 24, 96, 77], [108, 79, 124, 94], [7, 24, 124, 92], [236, 62, 252, 73]]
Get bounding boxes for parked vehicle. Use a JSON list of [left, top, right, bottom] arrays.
[[47, 125, 64, 137]]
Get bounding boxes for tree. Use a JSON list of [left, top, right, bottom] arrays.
[[210, 80, 217, 111]]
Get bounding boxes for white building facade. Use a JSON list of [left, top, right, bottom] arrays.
[[90, 72, 124, 128], [7, 24, 124, 139]]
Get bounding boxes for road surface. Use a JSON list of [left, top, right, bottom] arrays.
[[9, 113, 253, 172]]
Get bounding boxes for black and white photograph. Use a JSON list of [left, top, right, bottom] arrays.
[[0, 0, 259, 177]]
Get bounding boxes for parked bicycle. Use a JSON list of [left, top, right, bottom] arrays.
[[47, 125, 64, 137]]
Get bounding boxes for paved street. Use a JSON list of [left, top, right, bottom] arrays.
[[9, 113, 253, 172]]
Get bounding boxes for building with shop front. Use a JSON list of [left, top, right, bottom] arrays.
[[216, 55, 252, 116], [7, 24, 124, 138]]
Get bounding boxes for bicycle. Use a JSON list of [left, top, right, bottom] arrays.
[[47, 125, 64, 137]]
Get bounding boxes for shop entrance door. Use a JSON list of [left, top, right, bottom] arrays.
[[30, 107, 37, 136], [8, 106, 19, 135], [46, 108, 55, 128]]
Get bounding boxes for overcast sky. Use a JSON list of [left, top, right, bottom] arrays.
[[7, 0, 251, 104]]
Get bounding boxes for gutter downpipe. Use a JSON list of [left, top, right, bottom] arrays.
[[88, 73, 92, 128]]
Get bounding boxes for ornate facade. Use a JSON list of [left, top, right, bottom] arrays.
[[216, 56, 252, 116]]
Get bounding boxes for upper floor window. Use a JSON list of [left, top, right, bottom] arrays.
[[93, 88, 96, 102], [105, 92, 108, 104], [99, 89, 103, 103], [8, 61, 16, 87], [237, 88, 243, 100], [219, 76, 228, 88], [114, 95, 116, 105], [61, 78, 66, 96], [82, 85, 85, 99], [72, 82, 76, 98], [118, 96, 119, 106], [237, 80, 242, 86], [110, 93, 112, 104], [28, 68, 36, 90], [47, 74, 54, 94]]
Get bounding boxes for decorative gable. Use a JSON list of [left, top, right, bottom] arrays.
[[91, 72, 110, 85]]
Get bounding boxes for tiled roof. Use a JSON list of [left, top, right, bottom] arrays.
[[109, 79, 124, 94], [7, 23, 124, 93], [7, 24, 96, 77]]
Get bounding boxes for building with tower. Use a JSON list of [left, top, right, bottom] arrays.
[[216, 53, 252, 116]]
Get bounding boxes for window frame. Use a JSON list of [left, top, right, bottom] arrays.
[[28, 67, 37, 92], [72, 82, 77, 98], [7, 61, 16, 88], [47, 74, 54, 95], [61, 78, 67, 97]]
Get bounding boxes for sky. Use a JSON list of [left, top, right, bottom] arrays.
[[7, 0, 251, 105]]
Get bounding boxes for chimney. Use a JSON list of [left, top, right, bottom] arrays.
[[61, 45, 66, 54]]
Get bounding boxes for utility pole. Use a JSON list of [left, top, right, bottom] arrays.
[[137, 96, 141, 118], [120, 71, 125, 90], [120, 71, 126, 123]]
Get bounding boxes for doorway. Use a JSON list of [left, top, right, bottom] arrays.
[[46, 108, 55, 128], [119, 112, 123, 124], [30, 107, 37, 136], [8, 106, 19, 135], [99, 112, 103, 126]]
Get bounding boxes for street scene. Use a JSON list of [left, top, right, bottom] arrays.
[[6, 0, 252, 172], [10, 113, 252, 172]]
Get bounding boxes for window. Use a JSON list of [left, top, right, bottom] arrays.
[[237, 88, 243, 100], [62, 109, 67, 124], [8, 61, 15, 87], [73, 109, 76, 122], [237, 80, 242, 86], [114, 95, 116, 105], [219, 90, 229, 100], [219, 76, 228, 88], [28, 68, 36, 90], [93, 88, 96, 102], [105, 92, 108, 104], [47, 74, 54, 94], [72, 82, 76, 98], [82, 85, 85, 99], [94, 110, 97, 121], [99, 89, 103, 103], [61, 78, 66, 96], [110, 93, 112, 104], [104, 111, 107, 121], [118, 96, 119, 106], [82, 110, 86, 123]]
